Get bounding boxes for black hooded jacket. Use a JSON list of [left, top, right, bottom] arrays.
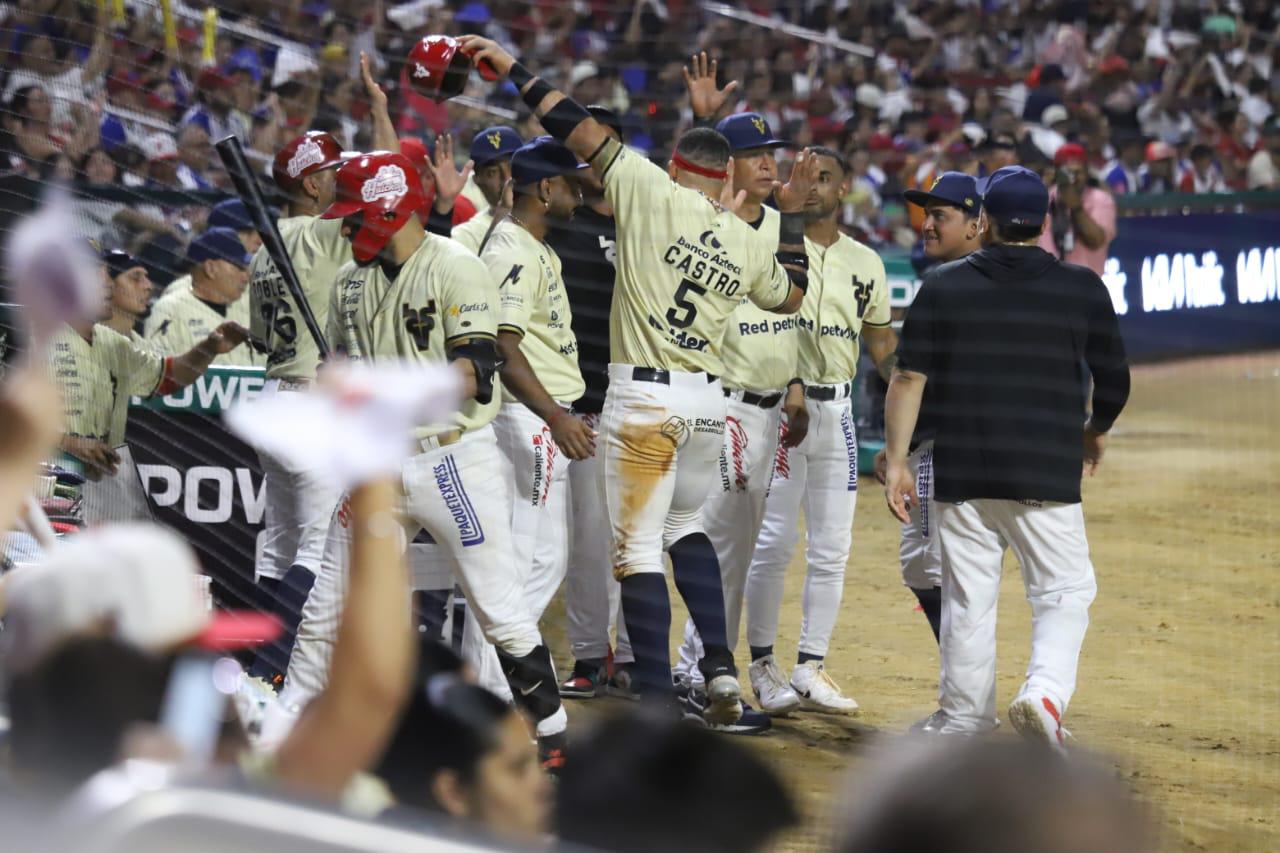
[[897, 244, 1130, 504]]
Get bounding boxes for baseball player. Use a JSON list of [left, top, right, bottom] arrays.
[[287, 150, 569, 768], [146, 227, 262, 367], [157, 198, 262, 298], [51, 248, 248, 523], [463, 136, 594, 699], [99, 249, 156, 342], [450, 126, 522, 254], [875, 172, 984, 644], [462, 35, 809, 722], [551, 106, 636, 700], [247, 54, 405, 683], [744, 147, 899, 715], [398, 133, 478, 232], [671, 66, 809, 732]]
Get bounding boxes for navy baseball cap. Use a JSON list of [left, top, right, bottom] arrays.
[[977, 165, 1049, 229], [208, 198, 253, 232], [903, 171, 981, 214], [715, 112, 788, 152], [470, 126, 522, 166], [587, 104, 624, 140], [102, 248, 143, 279], [511, 136, 589, 186], [187, 227, 253, 268]]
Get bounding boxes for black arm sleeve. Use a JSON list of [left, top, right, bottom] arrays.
[[448, 337, 501, 405], [426, 204, 453, 238], [1084, 279, 1130, 432]]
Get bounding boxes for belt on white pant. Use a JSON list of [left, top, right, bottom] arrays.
[[416, 430, 462, 453], [609, 364, 720, 389], [805, 380, 853, 401], [723, 387, 784, 408], [275, 377, 313, 392]]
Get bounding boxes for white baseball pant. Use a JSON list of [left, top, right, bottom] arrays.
[[937, 499, 1097, 733], [564, 411, 632, 664], [675, 393, 782, 686], [599, 365, 726, 577], [255, 379, 343, 581], [900, 441, 941, 590], [746, 384, 859, 658], [284, 426, 549, 705]]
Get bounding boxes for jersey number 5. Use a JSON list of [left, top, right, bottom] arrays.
[[403, 301, 437, 351], [666, 279, 706, 329]]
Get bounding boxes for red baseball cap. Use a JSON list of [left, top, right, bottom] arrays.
[[1053, 142, 1088, 166], [406, 35, 471, 102], [1145, 141, 1176, 162], [272, 131, 357, 192]]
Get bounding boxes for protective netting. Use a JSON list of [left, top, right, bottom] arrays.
[[2, 1, 1280, 850]]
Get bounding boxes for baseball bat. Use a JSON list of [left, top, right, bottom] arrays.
[[215, 134, 330, 360]]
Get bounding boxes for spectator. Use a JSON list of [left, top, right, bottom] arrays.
[[1103, 133, 1145, 194], [175, 124, 215, 190], [374, 645, 551, 845], [141, 132, 182, 188], [1179, 144, 1227, 193], [181, 68, 250, 144], [1038, 143, 1117, 277], [1, 12, 111, 129], [1022, 63, 1067, 123], [1140, 141, 1180, 194], [1247, 116, 1280, 190]]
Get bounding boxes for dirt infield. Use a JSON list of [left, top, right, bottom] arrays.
[[553, 350, 1280, 851]]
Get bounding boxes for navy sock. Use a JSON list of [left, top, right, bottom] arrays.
[[797, 651, 824, 665], [414, 588, 452, 640], [619, 573, 675, 700], [451, 585, 466, 652], [912, 585, 942, 644], [750, 645, 774, 662], [248, 564, 316, 684], [668, 533, 728, 650]]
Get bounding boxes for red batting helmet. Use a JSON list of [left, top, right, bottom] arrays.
[[406, 35, 471, 101], [273, 131, 356, 192], [321, 151, 427, 263]]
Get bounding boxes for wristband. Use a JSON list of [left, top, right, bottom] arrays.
[[540, 97, 591, 141], [776, 249, 808, 270], [779, 211, 805, 245], [507, 61, 535, 90], [787, 377, 804, 388], [520, 77, 555, 111]]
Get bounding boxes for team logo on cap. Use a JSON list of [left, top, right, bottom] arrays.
[[929, 176, 942, 191], [487, 131, 502, 149], [751, 116, 766, 134], [413, 62, 431, 79], [964, 197, 974, 207], [361, 165, 409, 202], [287, 138, 325, 178]]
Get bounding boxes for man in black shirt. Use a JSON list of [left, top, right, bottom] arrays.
[[883, 165, 1129, 751], [549, 106, 634, 699]]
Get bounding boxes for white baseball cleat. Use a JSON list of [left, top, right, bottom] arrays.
[[1008, 693, 1070, 755], [748, 655, 801, 715], [790, 661, 859, 714], [702, 674, 744, 725]]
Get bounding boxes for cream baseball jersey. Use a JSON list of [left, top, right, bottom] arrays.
[[145, 286, 261, 367], [451, 208, 494, 255], [49, 324, 164, 445], [597, 138, 791, 375], [717, 206, 800, 392], [798, 233, 891, 384], [248, 216, 352, 379], [328, 234, 501, 438], [484, 219, 585, 403]]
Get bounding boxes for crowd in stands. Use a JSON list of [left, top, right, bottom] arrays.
[[2, 0, 1279, 262]]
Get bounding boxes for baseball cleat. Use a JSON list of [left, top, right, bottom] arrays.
[[748, 655, 802, 715], [538, 732, 568, 776], [685, 689, 772, 736], [702, 675, 744, 725], [559, 659, 607, 699], [606, 663, 641, 701], [908, 709, 950, 734], [790, 661, 859, 714], [1008, 694, 1070, 755]]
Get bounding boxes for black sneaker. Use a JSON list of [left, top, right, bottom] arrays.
[[559, 658, 607, 699], [685, 687, 771, 736]]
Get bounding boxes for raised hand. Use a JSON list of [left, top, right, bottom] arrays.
[[422, 133, 475, 209], [774, 148, 819, 213], [682, 51, 739, 120], [456, 35, 517, 79]]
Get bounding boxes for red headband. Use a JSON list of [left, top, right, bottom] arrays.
[[671, 153, 727, 181]]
